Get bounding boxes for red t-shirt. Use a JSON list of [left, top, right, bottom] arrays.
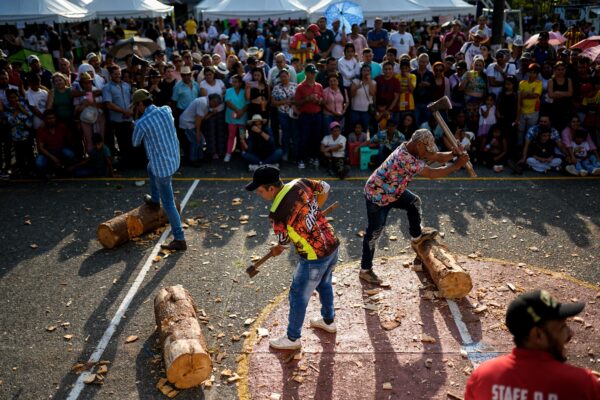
[[295, 81, 324, 115], [375, 75, 401, 110], [36, 123, 69, 153], [464, 348, 600, 400]]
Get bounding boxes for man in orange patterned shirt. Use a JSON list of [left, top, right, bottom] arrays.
[[246, 165, 339, 350], [289, 24, 320, 66]]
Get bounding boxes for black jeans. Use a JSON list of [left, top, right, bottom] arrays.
[[0, 123, 12, 171], [360, 190, 422, 270]]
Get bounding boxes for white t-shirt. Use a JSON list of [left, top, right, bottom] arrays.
[[331, 29, 345, 59], [26, 88, 48, 129], [460, 41, 482, 70], [338, 56, 359, 87], [389, 31, 414, 57], [572, 141, 590, 160], [485, 63, 516, 96], [200, 79, 225, 97], [179, 97, 209, 130], [321, 134, 347, 158]]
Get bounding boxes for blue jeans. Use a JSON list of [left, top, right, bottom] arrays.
[[361, 191, 422, 270], [298, 113, 322, 163], [147, 164, 185, 241], [288, 247, 338, 340], [184, 128, 204, 162], [241, 148, 283, 165], [350, 110, 371, 134], [576, 154, 600, 173], [278, 112, 297, 159], [35, 148, 76, 171]]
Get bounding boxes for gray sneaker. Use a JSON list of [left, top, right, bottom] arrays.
[[411, 228, 439, 246], [310, 318, 337, 333], [565, 164, 578, 176], [359, 269, 383, 285]]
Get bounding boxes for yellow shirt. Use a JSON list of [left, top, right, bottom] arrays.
[[395, 73, 416, 111], [184, 19, 197, 36], [519, 80, 542, 115]]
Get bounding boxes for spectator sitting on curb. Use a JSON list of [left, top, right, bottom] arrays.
[[320, 121, 348, 179], [241, 114, 283, 172]]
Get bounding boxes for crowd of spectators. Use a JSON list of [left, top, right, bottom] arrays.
[[0, 14, 599, 179]]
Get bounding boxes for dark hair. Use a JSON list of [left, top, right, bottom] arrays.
[[29, 74, 41, 84], [260, 180, 283, 190], [400, 60, 410, 68], [382, 61, 395, 69], [142, 98, 153, 107], [362, 48, 373, 55], [291, 57, 300, 63], [43, 109, 55, 118], [251, 67, 266, 84], [344, 43, 355, 53], [6, 88, 18, 98], [386, 47, 398, 56], [207, 93, 222, 104], [538, 125, 551, 134], [92, 133, 103, 145], [326, 56, 337, 64], [486, 93, 496, 101], [574, 128, 587, 140]]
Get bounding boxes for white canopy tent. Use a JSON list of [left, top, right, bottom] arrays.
[[0, 0, 94, 24], [416, 0, 475, 17], [200, 0, 309, 20], [309, 0, 430, 21], [75, 0, 174, 19]]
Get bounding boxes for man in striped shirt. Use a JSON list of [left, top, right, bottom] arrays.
[[131, 89, 186, 251]]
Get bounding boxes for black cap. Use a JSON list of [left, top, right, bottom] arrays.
[[505, 290, 585, 339], [245, 165, 280, 191]]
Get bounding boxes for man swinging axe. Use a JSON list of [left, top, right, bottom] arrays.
[[246, 165, 339, 350], [359, 129, 470, 285]]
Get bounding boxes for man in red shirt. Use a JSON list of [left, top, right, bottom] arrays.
[[375, 61, 401, 124], [290, 24, 320, 66], [294, 64, 324, 169], [35, 109, 75, 176], [464, 289, 600, 400]]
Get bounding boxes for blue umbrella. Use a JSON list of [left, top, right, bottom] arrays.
[[324, 1, 363, 34]]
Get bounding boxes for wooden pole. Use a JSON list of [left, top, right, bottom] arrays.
[[154, 285, 212, 389]]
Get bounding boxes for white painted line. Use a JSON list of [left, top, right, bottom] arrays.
[[66, 179, 200, 400], [446, 299, 473, 344]]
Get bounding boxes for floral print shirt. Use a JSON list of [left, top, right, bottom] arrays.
[[272, 82, 297, 114], [364, 143, 426, 206], [6, 100, 33, 141]]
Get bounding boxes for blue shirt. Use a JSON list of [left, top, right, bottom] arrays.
[[224, 87, 248, 125], [102, 80, 132, 122], [367, 29, 389, 62], [132, 105, 180, 177], [171, 80, 200, 110]]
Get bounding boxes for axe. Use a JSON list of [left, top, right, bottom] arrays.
[[245, 201, 339, 278], [427, 96, 477, 177]]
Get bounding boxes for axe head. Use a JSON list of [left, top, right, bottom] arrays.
[[427, 96, 453, 113]]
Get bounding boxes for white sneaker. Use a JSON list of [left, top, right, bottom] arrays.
[[248, 164, 259, 172], [592, 168, 600, 176], [310, 318, 337, 333], [580, 169, 589, 177], [298, 161, 306, 169], [269, 336, 301, 350], [565, 165, 578, 176], [224, 153, 232, 162]]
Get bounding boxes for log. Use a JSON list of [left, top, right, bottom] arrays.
[[96, 202, 180, 249], [154, 285, 212, 389], [412, 238, 472, 299]]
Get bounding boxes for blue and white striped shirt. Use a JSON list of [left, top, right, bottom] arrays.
[[132, 105, 180, 177]]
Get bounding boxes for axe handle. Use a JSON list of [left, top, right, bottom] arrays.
[[246, 201, 340, 277], [432, 111, 477, 178]]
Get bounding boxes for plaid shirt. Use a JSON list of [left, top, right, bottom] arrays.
[[132, 105, 180, 177]]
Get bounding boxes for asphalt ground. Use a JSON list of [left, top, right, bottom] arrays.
[[0, 162, 599, 400]]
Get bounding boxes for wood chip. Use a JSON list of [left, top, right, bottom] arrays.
[[125, 335, 139, 343], [257, 327, 269, 337], [357, 230, 365, 237], [507, 283, 516, 292], [389, 236, 398, 241], [474, 305, 488, 314], [83, 374, 97, 384], [364, 288, 381, 296], [46, 325, 57, 332], [96, 365, 108, 375], [63, 334, 74, 341], [152, 255, 161, 263], [381, 320, 401, 330], [447, 392, 464, 400], [421, 334, 437, 344], [382, 382, 393, 390], [270, 394, 282, 400], [293, 375, 304, 383], [244, 318, 255, 326], [246, 230, 257, 238], [29, 243, 39, 249], [24, 220, 32, 225]]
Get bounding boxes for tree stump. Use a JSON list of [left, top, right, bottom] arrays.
[[96, 203, 180, 249], [154, 285, 212, 389], [412, 238, 472, 299]]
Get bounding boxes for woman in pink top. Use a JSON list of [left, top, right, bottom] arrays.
[[562, 115, 598, 166], [349, 24, 368, 61], [322, 75, 347, 134]]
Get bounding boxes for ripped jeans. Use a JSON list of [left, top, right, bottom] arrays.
[[361, 190, 422, 270]]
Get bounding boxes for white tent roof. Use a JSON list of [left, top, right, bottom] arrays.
[[0, 0, 94, 24], [76, 0, 173, 19], [309, 0, 430, 20], [201, 0, 309, 20], [416, 0, 475, 17]]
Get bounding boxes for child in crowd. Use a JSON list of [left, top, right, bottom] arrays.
[[347, 122, 368, 166], [370, 119, 406, 164], [482, 123, 508, 172], [478, 93, 497, 155], [72, 134, 114, 177], [25, 75, 48, 130], [320, 121, 348, 179], [526, 126, 562, 173], [568, 128, 600, 176]]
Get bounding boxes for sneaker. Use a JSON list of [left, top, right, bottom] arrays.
[[223, 153, 232, 162], [298, 161, 306, 169], [592, 168, 600, 176], [248, 164, 259, 172], [411, 227, 438, 246], [565, 165, 578, 176], [493, 165, 504, 173], [143, 194, 160, 209], [160, 240, 187, 251], [359, 269, 383, 285], [580, 169, 588, 177], [310, 318, 337, 333], [269, 336, 301, 350]]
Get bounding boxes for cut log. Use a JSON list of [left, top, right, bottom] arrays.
[[412, 238, 472, 299], [96, 203, 180, 249], [154, 285, 212, 389]]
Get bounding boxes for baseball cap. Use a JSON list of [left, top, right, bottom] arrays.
[[474, 29, 487, 39], [305, 64, 317, 74], [308, 24, 321, 36], [130, 89, 152, 109], [505, 290, 584, 339], [245, 165, 281, 191], [329, 121, 341, 130], [410, 129, 438, 153], [219, 34, 229, 40], [27, 55, 40, 64], [86, 52, 99, 61]]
